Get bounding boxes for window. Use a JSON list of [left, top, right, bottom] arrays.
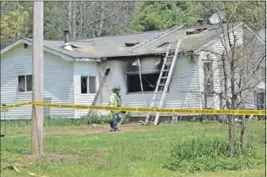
[[24, 43, 28, 49], [89, 76, 96, 93], [203, 61, 214, 94], [255, 90, 265, 110], [18, 75, 32, 92], [261, 67, 265, 81], [81, 76, 88, 94], [80, 76, 97, 94], [127, 72, 160, 93]]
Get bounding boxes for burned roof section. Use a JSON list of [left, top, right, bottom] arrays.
[[5, 22, 254, 60]]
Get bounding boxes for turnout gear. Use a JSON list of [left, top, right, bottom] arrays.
[[109, 93, 122, 107], [109, 85, 123, 131], [112, 85, 121, 91]]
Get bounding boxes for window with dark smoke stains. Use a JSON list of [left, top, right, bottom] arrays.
[[126, 72, 160, 93]]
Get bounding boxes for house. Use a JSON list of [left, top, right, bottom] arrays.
[[0, 22, 265, 120]]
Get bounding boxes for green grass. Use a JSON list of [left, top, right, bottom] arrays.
[[1, 121, 265, 177]]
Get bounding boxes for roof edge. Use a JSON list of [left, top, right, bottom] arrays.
[[1, 38, 75, 62], [194, 22, 244, 54]]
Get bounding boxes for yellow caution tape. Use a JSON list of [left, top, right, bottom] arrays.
[[0, 102, 32, 111], [0, 101, 265, 116]]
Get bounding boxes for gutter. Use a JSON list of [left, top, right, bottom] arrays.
[[75, 58, 101, 62]]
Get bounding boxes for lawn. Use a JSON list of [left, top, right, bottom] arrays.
[[1, 121, 265, 177]]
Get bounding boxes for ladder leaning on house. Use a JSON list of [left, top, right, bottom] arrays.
[[145, 39, 182, 125]]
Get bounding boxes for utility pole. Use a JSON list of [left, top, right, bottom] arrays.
[[32, 0, 44, 155]]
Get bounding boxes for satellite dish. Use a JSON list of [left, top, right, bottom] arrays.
[[258, 27, 266, 41], [208, 11, 226, 25]]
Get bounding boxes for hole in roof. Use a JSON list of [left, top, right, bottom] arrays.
[[157, 42, 170, 48], [186, 28, 208, 35], [71, 44, 80, 48], [125, 42, 140, 47]]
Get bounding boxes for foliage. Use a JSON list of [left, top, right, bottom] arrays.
[[164, 136, 264, 172], [0, 115, 112, 129], [131, 2, 198, 31], [196, 1, 265, 30], [1, 1, 264, 48], [119, 112, 131, 124], [0, 2, 31, 48], [1, 122, 264, 177]]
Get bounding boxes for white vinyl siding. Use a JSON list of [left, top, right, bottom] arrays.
[[0, 44, 74, 119], [73, 62, 99, 118]]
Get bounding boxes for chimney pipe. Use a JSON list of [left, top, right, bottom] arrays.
[[64, 30, 70, 44]]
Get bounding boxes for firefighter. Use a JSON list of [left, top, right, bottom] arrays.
[[109, 85, 123, 131]]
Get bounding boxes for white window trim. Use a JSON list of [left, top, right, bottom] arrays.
[[80, 75, 97, 95], [203, 60, 214, 95], [17, 74, 32, 93]]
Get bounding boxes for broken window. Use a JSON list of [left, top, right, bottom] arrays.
[[126, 72, 160, 93], [18, 75, 32, 92], [81, 76, 97, 94], [203, 61, 214, 94]]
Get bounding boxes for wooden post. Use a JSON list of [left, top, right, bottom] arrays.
[[32, 0, 44, 155], [87, 68, 110, 117]]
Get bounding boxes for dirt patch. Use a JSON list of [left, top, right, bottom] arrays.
[[21, 153, 78, 165], [44, 124, 151, 136]]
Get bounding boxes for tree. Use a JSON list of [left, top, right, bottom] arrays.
[[131, 2, 198, 31], [1, 1, 137, 46], [0, 2, 31, 48], [199, 2, 265, 154]]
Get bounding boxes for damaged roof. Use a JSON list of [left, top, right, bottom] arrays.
[[21, 30, 163, 59], [65, 22, 243, 58], [128, 22, 243, 56], [3, 22, 253, 60]]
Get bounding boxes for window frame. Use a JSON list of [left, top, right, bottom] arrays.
[[254, 89, 266, 110], [260, 67, 265, 81], [80, 75, 97, 94], [125, 71, 169, 94], [203, 60, 214, 95], [17, 74, 32, 92], [88, 76, 97, 94]]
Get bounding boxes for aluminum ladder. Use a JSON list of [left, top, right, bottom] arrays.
[[145, 39, 182, 125]]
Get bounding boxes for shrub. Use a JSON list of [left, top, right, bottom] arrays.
[[119, 112, 132, 125], [81, 114, 111, 124], [164, 136, 263, 172]]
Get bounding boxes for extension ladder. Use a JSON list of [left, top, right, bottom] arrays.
[[145, 40, 182, 125]]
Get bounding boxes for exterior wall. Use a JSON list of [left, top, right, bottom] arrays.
[[99, 55, 201, 116], [198, 24, 244, 109], [73, 62, 99, 118], [199, 24, 266, 110], [1, 44, 75, 119]]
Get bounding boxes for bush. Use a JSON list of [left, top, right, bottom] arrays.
[[164, 136, 263, 172], [119, 112, 131, 125], [80, 114, 112, 125]]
